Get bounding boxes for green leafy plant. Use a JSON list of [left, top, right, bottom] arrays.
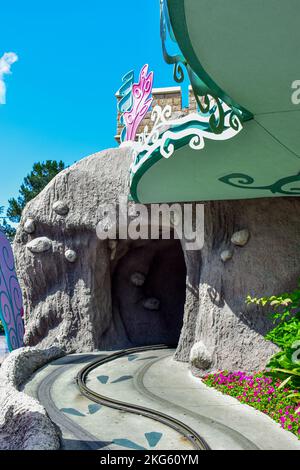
[[246, 282, 300, 397], [0, 206, 15, 242], [0, 320, 4, 334]]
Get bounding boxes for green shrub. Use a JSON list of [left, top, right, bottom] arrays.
[[0, 320, 4, 334], [246, 281, 300, 394]]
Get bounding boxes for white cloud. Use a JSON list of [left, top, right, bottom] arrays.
[[0, 52, 18, 104]]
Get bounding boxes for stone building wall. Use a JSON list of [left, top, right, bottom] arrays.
[[115, 86, 198, 143]]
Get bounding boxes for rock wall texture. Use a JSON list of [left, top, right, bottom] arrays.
[[108, 238, 186, 348], [0, 346, 63, 450], [13, 146, 300, 372], [176, 198, 300, 372], [14, 148, 132, 353]]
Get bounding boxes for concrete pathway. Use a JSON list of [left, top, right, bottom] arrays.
[[23, 348, 300, 451], [0, 335, 8, 364]]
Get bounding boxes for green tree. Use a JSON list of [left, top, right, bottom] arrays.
[[7, 160, 66, 223]]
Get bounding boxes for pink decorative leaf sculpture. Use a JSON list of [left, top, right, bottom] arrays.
[[123, 64, 154, 142]]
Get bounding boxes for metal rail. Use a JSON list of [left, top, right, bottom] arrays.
[[76, 345, 210, 451]]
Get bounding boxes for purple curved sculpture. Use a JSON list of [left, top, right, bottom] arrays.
[[0, 229, 24, 351], [123, 64, 154, 142]]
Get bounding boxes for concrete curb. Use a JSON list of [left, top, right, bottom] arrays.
[[0, 346, 65, 450]]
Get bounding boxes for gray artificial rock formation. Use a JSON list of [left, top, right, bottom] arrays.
[[130, 272, 146, 287], [220, 249, 233, 263], [24, 218, 35, 234], [231, 229, 250, 247], [190, 341, 213, 370], [26, 237, 52, 253], [143, 298, 160, 311], [13, 147, 300, 372], [65, 249, 77, 263], [15, 148, 142, 353], [0, 346, 64, 450], [175, 199, 300, 372], [52, 200, 69, 216]]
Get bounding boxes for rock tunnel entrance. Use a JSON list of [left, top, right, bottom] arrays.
[[111, 238, 187, 348]]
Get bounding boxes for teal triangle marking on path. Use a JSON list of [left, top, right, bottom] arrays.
[[60, 408, 85, 417], [137, 356, 158, 361], [145, 432, 163, 448], [111, 375, 133, 384], [97, 375, 109, 384], [88, 404, 102, 415], [128, 354, 139, 361], [113, 439, 146, 451]]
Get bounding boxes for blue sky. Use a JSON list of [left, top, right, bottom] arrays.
[[0, 0, 176, 211]]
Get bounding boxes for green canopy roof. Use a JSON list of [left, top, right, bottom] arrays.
[[130, 0, 300, 203]]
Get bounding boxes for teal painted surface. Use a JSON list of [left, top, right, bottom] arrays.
[[60, 408, 86, 417], [96, 375, 133, 384], [111, 375, 133, 384], [128, 354, 139, 362], [131, 1, 300, 203], [164, 0, 252, 121], [113, 433, 163, 451], [145, 432, 163, 448], [61, 404, 102, 417], [169, 0, 300, 115], [88, 404, 102, 415], [97, 375, 109, 384], [134, 117, 300, 203]]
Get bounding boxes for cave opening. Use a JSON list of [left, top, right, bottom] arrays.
[[111, 238, 187, 348]]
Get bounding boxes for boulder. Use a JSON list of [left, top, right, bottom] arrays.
[[231, 229, 250, 247], [65, 249, 77, 263], [190, 341, 213, 370], [24, 219, 35, 234], [52, 201, 69, 216], [220, 249, 233, 263], [26, 237, 52, 254], [130, 272, 146, 287], [0, 347, 63, 450], [143, 298, 160, 311]]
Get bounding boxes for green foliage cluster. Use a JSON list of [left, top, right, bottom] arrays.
[[0, 320, 4, 334], [246, 282, 300, 399], [0, 206, 15, 242], [0, 160, 66, 241], [7, 160, 66, 223]]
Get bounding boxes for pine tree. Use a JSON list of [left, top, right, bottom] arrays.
[[7, 160, 66, 223]]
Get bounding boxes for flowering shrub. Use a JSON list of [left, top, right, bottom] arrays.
[[203, 371, 300, 439]]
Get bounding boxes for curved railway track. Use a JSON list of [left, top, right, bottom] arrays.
[[76, 345, 211, 451]]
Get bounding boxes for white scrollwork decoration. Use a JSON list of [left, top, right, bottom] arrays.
[[127, 99, 243, 179]]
